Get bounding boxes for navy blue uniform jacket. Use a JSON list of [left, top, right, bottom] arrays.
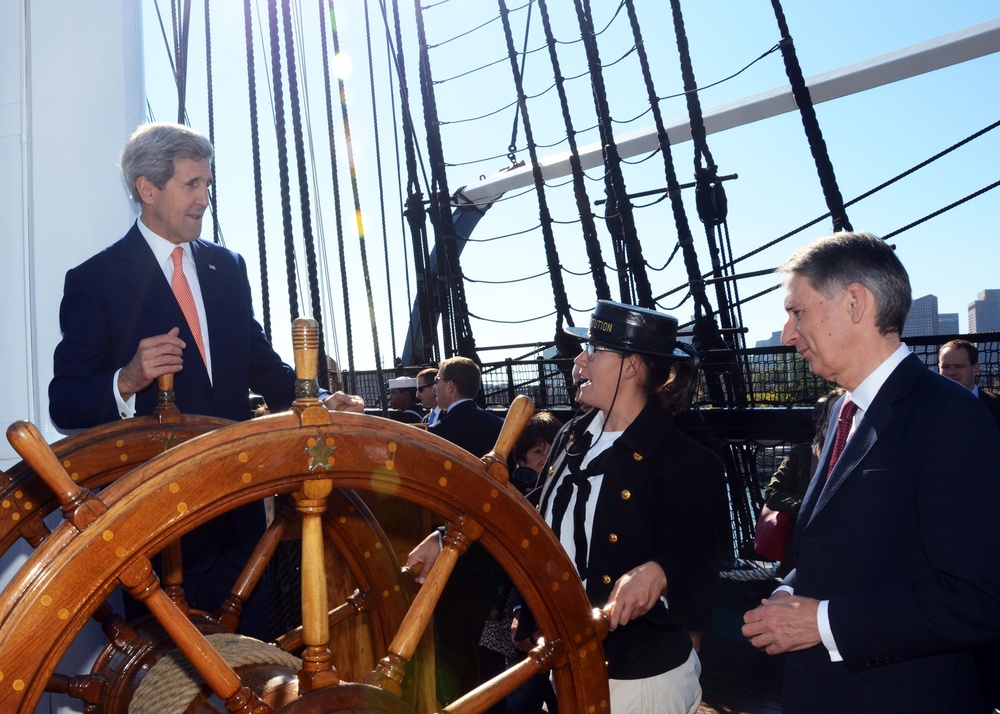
[[537, 400, 727, 680], [784, 353, 1000, 713]]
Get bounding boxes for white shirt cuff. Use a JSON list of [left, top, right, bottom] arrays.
[[817, 600, 843, 662], [113, 368, 137, 419]]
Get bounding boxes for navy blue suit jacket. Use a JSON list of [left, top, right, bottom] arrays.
[[48, 225, 296, 631], [429, 399, 503, 457], [784, 353, 1000, 713], [49, 223, 295, 428]]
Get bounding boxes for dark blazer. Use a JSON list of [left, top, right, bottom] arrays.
[[425, 397, 506, 702], [784, 354, 1000, 713], [429, 399, 504, 457], [47, 224, 296, 638], [536, 400, 727, 679], [978, 388, 1000, 428], [49, 223, 295, 428]]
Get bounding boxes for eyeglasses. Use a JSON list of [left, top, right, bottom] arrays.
[[583, 342, 622, 361], [416, 384, 432, 392], [433, 376, 451, 384]]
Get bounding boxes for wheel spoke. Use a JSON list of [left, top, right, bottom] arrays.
[[295, 476, 339, 691], [118, 556, 270, 712], [215, 495, 298, 632], [275, 590, 371, 654], [368, 514, 483, 697], [441, 640, 563, 714]]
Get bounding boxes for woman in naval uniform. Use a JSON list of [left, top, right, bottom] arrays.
[[532, 300, 727, 714]]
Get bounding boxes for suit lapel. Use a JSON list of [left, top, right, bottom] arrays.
[[802, 355, 924, 528], [119, 226, 180, 331], [805, 413, 879, 525], [191, 240, 223, 386]]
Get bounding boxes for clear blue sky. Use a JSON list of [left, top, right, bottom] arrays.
[[141, 0, 1000, 368]]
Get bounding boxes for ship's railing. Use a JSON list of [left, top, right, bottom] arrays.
[[343, 331, 1000, 416], [336, 331, 1000, 568]]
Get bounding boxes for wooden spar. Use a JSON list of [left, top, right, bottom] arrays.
[[456, 17, 1000, 205]]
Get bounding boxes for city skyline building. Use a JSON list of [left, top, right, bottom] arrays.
[[969, 289, 1000, 333], [903, 294, 939, 337], [938, 312, 959, 335]]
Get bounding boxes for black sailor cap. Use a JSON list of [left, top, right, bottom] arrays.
[[563, 299, 692, 360]]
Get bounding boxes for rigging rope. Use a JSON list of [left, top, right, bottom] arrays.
[[283, 0, 330, 390], [505, 0, 533, 165], [665, 0, 743, 349], [573, 0, 653, 308], [265, 0, 302, 327], [724, 117, 1000, 271], [413, 0, 479, 361], [327, 0, 388, 408], [203, 0, 219, 244], [317, 0, 356, 391], [383, 14, 414, 350], [242, 0, 273, 341], [617, 0, 718, 351], [770, 0, 853, 233], [173, 0, 192, 124], [497, 0, 575, 336], [385, 0, 439, 366], [363, 0, 398, 363]]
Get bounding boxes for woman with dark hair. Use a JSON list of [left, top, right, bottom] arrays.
[[530, 300, 727, 713]]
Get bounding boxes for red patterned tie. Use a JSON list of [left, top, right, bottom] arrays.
[[170, 247, 207, 366], [826, 396, 858, 478]]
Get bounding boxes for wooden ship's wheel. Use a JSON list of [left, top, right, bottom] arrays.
[[0, 319, 610, 713], [0, 375, 230, 555]]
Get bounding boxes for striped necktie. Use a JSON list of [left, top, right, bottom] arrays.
[[170, 246, 207, 366]]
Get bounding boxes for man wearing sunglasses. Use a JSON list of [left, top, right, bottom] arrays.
[[416, 367, 441, 426]]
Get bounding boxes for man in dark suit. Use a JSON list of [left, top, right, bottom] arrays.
[[412, 356, 506, 708], [429, 356, 503, 455], [742, 232, 1000, 713], [938, 338, 1000, 426], [938, 338, 1000, 709], [416, 367, 441, 426], [48, 122, 362, 637]]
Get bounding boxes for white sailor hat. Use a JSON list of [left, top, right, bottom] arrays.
[[387, 377, 418, 390]]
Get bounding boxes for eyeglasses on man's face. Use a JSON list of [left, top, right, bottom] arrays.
[[416, 384, 432, 392], [583, 342, 622, 361], [434, 376, 451, 384]]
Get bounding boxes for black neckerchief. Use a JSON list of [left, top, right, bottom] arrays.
[[542, 424, 615, 581]]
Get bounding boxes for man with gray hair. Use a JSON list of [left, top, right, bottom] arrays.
[[742, 231, 1000, 713], [48, 122, 361, 637]]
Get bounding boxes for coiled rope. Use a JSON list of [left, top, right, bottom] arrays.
[[128, 633, 301, 714]]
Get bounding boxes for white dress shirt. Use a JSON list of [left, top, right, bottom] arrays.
[[114, 219, 214, 417]]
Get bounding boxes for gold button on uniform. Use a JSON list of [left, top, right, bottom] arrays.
[[633, 452, 643, 461], [620, 489, 631, 500], [608, 533, 618, 543], [602, 575, 612, 585]]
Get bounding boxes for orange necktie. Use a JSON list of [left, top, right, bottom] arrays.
[[170, 246, 207, 366]]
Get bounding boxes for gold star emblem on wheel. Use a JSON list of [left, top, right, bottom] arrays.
[[305, 440, 336, 471], [161, 432, 185, 451]]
